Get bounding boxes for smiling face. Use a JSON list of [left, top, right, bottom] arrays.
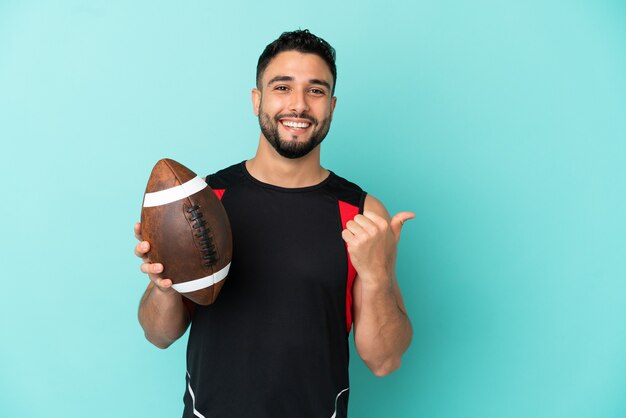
[[253, 51, 337, 159]]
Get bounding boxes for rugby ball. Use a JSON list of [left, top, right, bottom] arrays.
[[141, 158, 232, 305]]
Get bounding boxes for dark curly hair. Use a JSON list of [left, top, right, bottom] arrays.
[[256, 29, 337, 94]]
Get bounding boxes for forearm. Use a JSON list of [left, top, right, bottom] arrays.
[[342, 194, 415, 376], [138, 282, 191, 349], [353, 274, 412, 376]]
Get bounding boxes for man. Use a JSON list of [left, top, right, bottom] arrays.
[[135, 29, 414, 418]]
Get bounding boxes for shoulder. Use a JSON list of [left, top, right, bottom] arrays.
[[325, 171, 367, 211], [363, 194, 391, 222], [327, 171, 363, 192], [206, 161, 246, 189]]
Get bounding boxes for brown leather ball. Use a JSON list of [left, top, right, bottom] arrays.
[[140, 158, 232, 305]]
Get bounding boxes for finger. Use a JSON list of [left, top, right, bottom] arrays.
[[134, 222, 143, 241], [345, 219, 365, 235], [341, 228, 355, 244], [154, 277, 174, 290], [139, 263, 174, 292], [134, 241, 150, 258], [361, 211, 393, 232], [390, 211, 416, 238], [140, 262, 163, 275], [352, 213, 379, 233], [362, 210, 386, 223]]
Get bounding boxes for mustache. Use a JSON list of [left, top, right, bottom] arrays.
[[274, 112, 318, 125]]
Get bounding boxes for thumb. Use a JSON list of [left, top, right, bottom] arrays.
[[390, 211, 416, 238]]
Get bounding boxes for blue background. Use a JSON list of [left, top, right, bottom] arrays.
[[1, 1, 625, 417]]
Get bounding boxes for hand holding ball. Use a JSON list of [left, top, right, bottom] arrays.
[[140, 159, 232, 305]]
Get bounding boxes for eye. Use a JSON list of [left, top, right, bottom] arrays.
[[309, 88, 326, 96], [274, 85, 290, 92]]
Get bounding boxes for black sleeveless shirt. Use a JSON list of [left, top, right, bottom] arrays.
[[183, 162, 366, 418]]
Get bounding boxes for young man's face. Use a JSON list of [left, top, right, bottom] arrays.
[[253, 50, 337, 159]]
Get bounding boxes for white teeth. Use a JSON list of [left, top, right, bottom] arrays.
[[282, 121, 310, 129]]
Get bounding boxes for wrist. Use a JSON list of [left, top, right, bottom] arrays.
[[358, 271, 394, 292]]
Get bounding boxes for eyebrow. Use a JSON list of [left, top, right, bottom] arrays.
[[267, 75, 332, 91]]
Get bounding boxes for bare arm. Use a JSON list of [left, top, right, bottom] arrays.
[[342, 195, 414, 376], [135, 222, 194, 349]]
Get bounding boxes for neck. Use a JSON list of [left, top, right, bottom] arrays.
[[246, 135, 328, 188]]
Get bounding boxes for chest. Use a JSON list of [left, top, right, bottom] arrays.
[[222, 187, 348, 292]]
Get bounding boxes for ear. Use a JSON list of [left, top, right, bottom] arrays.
[[252, 88, 261, 116], [330, 96, 337, 117]]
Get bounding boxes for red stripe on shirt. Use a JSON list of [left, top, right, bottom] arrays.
[[338, 200, 359, 333], [213, 189, 225, 200]]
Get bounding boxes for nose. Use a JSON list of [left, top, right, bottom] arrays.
[[289, 90, 309, 115]]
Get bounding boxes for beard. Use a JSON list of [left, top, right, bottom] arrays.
[[258, 109, 332, 159]]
